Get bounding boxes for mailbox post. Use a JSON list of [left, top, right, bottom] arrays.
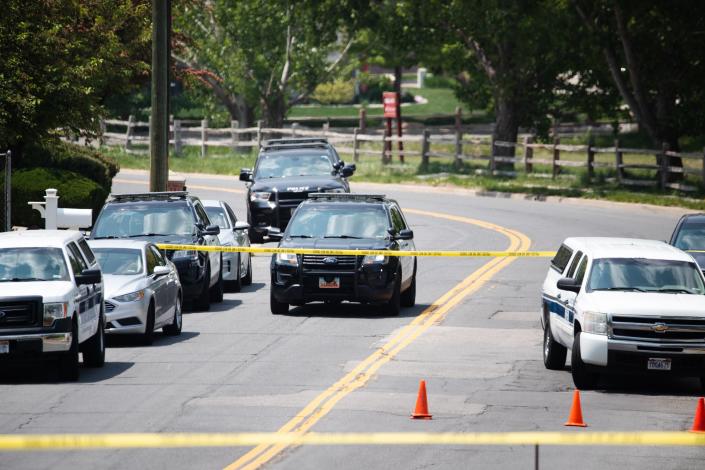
[[383, 92, 403, 163], [29, 189, 92, 230]]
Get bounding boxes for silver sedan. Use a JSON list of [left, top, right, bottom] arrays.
[[88, 239, 182, 344]]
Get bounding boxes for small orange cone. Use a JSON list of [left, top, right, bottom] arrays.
[[564, 390, 587, 427], [690, 397, 705, 433], [411, 380, 432, 419]]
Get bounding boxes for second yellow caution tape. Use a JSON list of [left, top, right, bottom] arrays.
[[157, 244, 555, 258]]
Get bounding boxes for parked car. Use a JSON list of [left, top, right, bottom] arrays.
[[239, 138, 356, 243], [670, 213, 705, 271], [541, 237, 705, 390], [202, 200, 253, 292], [269, 193, 416, 316], [88, 239, 182, 344], [0, 230, 105, 380], [91, 192, 222, 311]]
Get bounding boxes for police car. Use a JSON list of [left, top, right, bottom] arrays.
[[541, 237, 705, 390], [0, 230, 106, 380]]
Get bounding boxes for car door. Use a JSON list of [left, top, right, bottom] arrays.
[[543, 243, 575, 343], [66, 243, 95, 342], [225, 202, 249, 275], [77, 238, 103, 315], [389, 205, 413, 287], [554, 253, 589, 346], [149, 244, 175, 324], [194, 201, 220, 285], [145, 246, 166, 322]]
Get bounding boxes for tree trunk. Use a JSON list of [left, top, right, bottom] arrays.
[[262, 94, 287, 128], [492, 95, 518, 172], [393, 65, 403, 95]]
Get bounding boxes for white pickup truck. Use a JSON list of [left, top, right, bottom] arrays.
[[0, 230, 105, 380], [541, 237, 705, 390]]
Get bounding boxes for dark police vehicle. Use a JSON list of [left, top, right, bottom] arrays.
[[268, 193, 417, 316], [91, 192, 223, 311], [670, 213, 705, 272], [239, 138, 356, 243]]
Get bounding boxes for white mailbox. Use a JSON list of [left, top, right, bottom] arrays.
[[29, 188, 93, 230]]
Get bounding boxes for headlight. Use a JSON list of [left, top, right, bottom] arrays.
[[250, 191, 271, 202], [43, 302, 68, 326], [172, 250, 198, 260], [583, 311, 607, 335], [275, 253, 299, 267], [113, 290, 145, 303], [362, 254, 388, 265]]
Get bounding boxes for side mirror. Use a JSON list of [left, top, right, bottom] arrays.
[[234, 221, 250, 231], [396, 229, 414, 240], [340, 165, 355, 178], [239, 169, 253, 182], [152, 265, 170, 277], [268, 227, 283, 241], [202, 224, 220, 236], [557, 277, 581, 293], [76, 268, 101, 285], [333, 161, 344, 171]]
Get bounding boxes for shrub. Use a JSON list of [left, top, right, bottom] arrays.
[[357, 73, 394, 103], [312, 79, 355, 105], [424, 74, 456, 89]]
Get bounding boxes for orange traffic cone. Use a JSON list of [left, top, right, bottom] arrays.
[[564, 390, 587, 427], [411, 380, 432, 419], [690, 397, 705, 433]]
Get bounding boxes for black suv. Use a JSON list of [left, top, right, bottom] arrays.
[[670, 213, 705, 271], [239, 138, 356, 243], [91, 192, 223, 310], [268, 193, 417, 316]]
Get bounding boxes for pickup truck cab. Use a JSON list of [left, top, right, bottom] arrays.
[[541, 237, 705, 390], [0, 230, 106, 380]]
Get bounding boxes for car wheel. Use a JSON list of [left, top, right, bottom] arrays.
[[386, 267, 402, 316], [242, 255, 253, 286], [226, 254, 242, 293], [543, 316, 567, 370], [59, 319, 79, 381], [210, 256, 224, 303], [400, 262, 417, 308], [83, 314, 105, 368], [142, 303, 155, 346], [270, 287, 288, 315], [249, 228, 264, 244], [194, 263, 211, 311], [163, 294, 182, 336], [571, 331, 599, 389]]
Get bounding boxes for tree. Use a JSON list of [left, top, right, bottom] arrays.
[[0, 0, 150, 159], [173, 0, 358, 127]]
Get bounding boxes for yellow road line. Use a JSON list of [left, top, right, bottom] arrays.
[[226, 210, 532, 470], [1, 432, 704, 451], [112, 179, 245, 194]]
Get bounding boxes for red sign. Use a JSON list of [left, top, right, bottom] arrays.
[[383, 92, 399, 118]]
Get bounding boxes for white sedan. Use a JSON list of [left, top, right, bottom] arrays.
[[203, 200, 253, 292], [88, 239, 182, 344]]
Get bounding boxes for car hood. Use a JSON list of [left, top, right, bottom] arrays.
[[103, 274, 146, 298], [584, 291, 705, 318], [279, 238, 390, 251], [0, 281, 74, 303], [251, 175, 344, 193]]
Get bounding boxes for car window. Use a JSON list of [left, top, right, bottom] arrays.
[[587, 258, 705, 294], [194, 202, 211, 226], [287, 204, 389, 239], [146, 247, 158, 274], [224, 203, 238, 224], [674, 222, 705, 250], [254, 153, 334, 179], [0, 247, 70, 282], [150, 246, 167, 266], [551, 244, 573, 273], [92, 202, 195, 237], [66, 245, 87, 277], [205, 206, 230, 229], [68, 243, 88, 271], [77, 239, 96, 265], [575, 256, 588, 286], [93, 248, 144, 275], [389, 206, 406, 232], [566, 251, 583, 278]]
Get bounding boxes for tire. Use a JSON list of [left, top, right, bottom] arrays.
[[242, 255, 253, 286], [249, 228, 264, 244], [571, 331, 600, 390], [83, 314, 105, 368], [163, 294, 183, 336], [59, 319, 79, 381], [543, 317, 567, 370], [386, 267, 402, 316], [210, 256, 224, 303], [142, 304, 155, 346], [270, 287, 288, 315], [194, 263, 211, 311], [226, 254, 242, 293], [400, 262, 417, 308]]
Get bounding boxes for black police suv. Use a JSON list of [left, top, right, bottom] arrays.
[[670, 213, 705, 271], [91, 192, 223, 311], [239, 138, 356, 243], [268, 193, 417, 316]]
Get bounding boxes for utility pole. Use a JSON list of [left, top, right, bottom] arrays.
[[150, 0, 170, 192]]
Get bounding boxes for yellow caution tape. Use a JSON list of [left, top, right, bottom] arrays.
[[156, 244, 556, 258], [0, 432, 703, 451]]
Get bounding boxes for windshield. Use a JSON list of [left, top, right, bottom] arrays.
[[93, 202, 195, 238], [674, 223, 705, 251], [255, 154, 333, 179], [0, 248, 70, 282], [287, 205, 389, 239], [588, 258, 705, 294], [93, 248, 144, 275], [205, 206, 230, 229]]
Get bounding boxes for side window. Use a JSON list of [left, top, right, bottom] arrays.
[[150, 246, 166, 266], [551, 244, 573, 272], [575, 256, 589, 286], [224, 203, 238, 224], [77, 239, 96, 265], [389, 206, 406, 232], [565, 251, 583, 278], [194, 202, 211, 226], [66, 246, 86, 277], [68, 243, 88, 271], [146, 248, 158, 274]]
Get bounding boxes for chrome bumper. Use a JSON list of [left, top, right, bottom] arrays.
[[0, 333, 72, 353]]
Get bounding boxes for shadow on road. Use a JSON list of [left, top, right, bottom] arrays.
[[595, 374, 703, 396], [106, 331, 199, 348], [0, 360, 134, 384], [241, 282, 266, 293], [285, 302, 433, 319], [206, 299, 243, 312]]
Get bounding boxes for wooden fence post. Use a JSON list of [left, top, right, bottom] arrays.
[[322, 122, 329, 137], [659, 142, 670, 190], [552, 136, 560, 178], [99, 119, 106, 146], [200, 119, 208, 158], [421, 129, 430, 170], [125, 115, 135, 150], [523, 135, 533, 174], [489, 136, 496, 172], [291, 122, 298, 137], [359, 108, 367, 133], [454, 128, 462, 168], [353, 128, 360, 162], [586, 134, 595, 181], [256, 120, 263, 149], [614, 139, 623, 184], [230, 120, 239, 152], [174, 119, 182, 156]]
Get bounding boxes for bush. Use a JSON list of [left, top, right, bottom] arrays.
[[357, 73, 393, 103], [5, 168, 108, 228], [424, 74, 456, 89], [312, 79, 355, 105]]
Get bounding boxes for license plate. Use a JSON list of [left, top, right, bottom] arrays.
[[0, 341, 8, 354], [647, 358, 672, 371], [319, 277, 340, 289]]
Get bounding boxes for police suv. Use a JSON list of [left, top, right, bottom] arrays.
[[0, 230, 105, 380], [542, 237, 705, 390]]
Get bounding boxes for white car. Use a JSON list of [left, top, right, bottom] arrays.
[[0, 230, 105, 380], [89, 239, 182, 344], [541, 237, 705, 390], [202, 200, 253, 292]]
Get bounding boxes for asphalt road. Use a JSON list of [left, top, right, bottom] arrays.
[[1, 169, 703, 470]]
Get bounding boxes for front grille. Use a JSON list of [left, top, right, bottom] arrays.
[[105, 302, 116, 313], [0, 298, 41, 328], [302, 255, 357, 271], [610, 316, 705, 343], [276, 192, 308, 208]]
